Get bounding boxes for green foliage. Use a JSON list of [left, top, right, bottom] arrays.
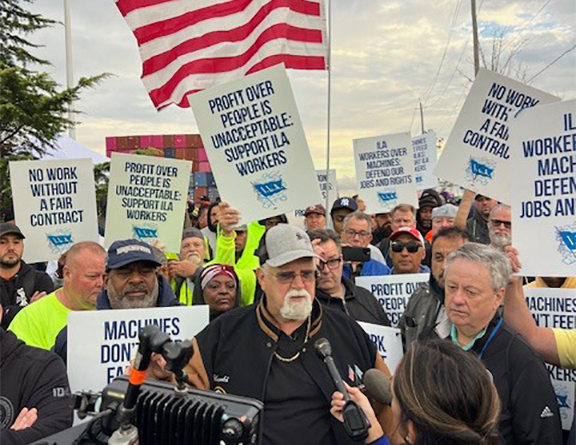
[[0, 0, 108, 213], [0, 153, 35, 218]]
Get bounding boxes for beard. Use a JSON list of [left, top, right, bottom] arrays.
[[489, 231, 511, 250], [108, 278, 159, 310], [280, 289, 313, 321], [0, 253, 21, 269]]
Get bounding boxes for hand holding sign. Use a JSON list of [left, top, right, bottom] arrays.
[[218, 202, 242, 236]]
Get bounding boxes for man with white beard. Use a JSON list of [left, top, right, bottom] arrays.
[[148, 225, 399, 445], [488, 204, 512, 251]]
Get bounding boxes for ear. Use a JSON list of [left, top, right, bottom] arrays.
[[367, 233, 373, 244], [256, 268, 267, 292], [104, 273, 109, 286], [407, 420, 417, 444], [63, 264, 72, 279], [494, 287, 505, 309]]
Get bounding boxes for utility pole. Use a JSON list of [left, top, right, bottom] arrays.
[[419, 99, 425, 134], [64, 0, 76, 139], [471, 0, 480, 76], [455, 0, 482, 229]]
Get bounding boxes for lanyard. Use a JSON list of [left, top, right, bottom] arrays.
[[478, 318, 503, 359]]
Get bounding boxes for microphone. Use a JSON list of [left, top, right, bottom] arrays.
[[314, 338, 370, 441], [363, 369, 393, 405]]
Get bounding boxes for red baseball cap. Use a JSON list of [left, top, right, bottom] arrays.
[[389, 227, 425, 247]]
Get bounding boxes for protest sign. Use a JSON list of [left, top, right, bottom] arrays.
[[190, 65, 322, 223], [356, 274, 429, 327], [434, 68, 559, 204], [412, 132, 438, 190], [104, 153, 191, 252], [9, 158, 98, 263], [354, 132, 418, 213], [525, 288, 576, 430], [293, 169, 338, 219], [510, 99, 576, 276], [67, 306, 209, 393], [358, 322, 403, 373]]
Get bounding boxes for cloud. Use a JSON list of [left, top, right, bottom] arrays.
[[25, 0, 576, 185]]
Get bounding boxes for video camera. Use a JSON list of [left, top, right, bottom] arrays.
[[34, 325, 263, 445]]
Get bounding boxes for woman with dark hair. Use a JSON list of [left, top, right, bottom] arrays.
[[192, 264, 240, 320], [331, 339, 501, 445]]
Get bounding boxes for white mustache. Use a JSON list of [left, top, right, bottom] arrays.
[[285, 289, 311, 299]]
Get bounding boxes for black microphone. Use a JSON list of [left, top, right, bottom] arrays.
[[363, 369, 393, 405], [314, 338, 370, 441]]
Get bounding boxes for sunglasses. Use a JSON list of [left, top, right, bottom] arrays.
[[490, 219, 512, 229], [391, 241, 421, 253]]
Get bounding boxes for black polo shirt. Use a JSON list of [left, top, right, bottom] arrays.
[[262, 317, 337, 445]]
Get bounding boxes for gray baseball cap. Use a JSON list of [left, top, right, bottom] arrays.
[[432, 204, 458, 219], [265, 224, 318, 267]]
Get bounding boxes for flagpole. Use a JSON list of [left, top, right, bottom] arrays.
[[64, 0, 76, 140], [324, 0, 332, 211]]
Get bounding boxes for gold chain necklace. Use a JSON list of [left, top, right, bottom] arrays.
[[273, 316, 312, 363]]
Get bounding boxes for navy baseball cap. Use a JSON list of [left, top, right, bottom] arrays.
[[331, 197, 358, 214], [106, 239, 161, 270]]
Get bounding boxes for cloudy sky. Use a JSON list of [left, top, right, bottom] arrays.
[[30, 0, 576, 192]]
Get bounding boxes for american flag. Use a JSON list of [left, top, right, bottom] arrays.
[[116, 0, 328, 110]]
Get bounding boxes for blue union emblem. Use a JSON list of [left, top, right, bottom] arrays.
[[47, 234, 73, 247], [470, 159, 494, 178], [134, 227, 158, 239], [253, 180, 286, 198], [557, 224, 576, 265], [378, 192, 397, 202]]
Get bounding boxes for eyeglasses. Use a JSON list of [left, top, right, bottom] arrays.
[[344, 229, 370, 238], [490, 219, 511, 229], [318, 258, 342, 270], [269, 270, 317, 285], [391, 241, 421, 253]]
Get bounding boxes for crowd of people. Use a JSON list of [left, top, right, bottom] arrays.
[[0, 188, 575, 445]]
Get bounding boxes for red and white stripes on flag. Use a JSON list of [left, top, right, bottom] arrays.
[[116, 0, 328, 110]]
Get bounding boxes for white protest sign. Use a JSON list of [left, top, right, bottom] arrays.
[[67, 306, 209, 392], [9, 158, 98, 263], [510, 100, 576, 276], [104, 153, 191, 252], [293, 169, 338, 218], [354, 132, 418, 212], [356, 274, 429, 327], [434, 68, 559, 204], [412, 132, 438, 190], [190, 65, 322, 223], [525, 288, 576, 430], [358, 322, 403, 373]]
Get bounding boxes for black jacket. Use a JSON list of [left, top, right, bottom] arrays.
[[466, 210, 490, 245], [182, 298, 396, 445], [469, 316, 563, 445], [0, 261, 54, 329], [316, 276, 391, 327], [0, 330, 72, 445], [398, 274, 445, 349]]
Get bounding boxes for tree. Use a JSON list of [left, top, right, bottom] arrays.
[[0, 0, 107, 213], [0, 0, 109, 152]]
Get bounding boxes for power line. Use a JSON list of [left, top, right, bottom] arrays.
[[501, 0, 552, 52], [528, 43, 576, 82], [421, 0, 464, 107]]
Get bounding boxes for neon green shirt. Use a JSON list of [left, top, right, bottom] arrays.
[[8, 291, 71, 350]]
